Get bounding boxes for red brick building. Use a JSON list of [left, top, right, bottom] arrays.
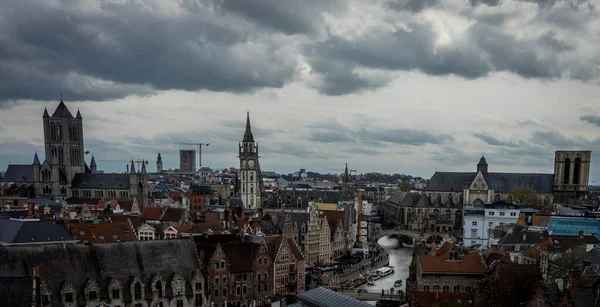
[[415, 242, 486, 306], [190, 185, 216, 214], [265, 235, 306, 296]]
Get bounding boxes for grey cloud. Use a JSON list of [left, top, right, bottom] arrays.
[[210, 0, 343, 35], [473, 132, 526, 148], [0, 0, 297, 103], [308, 123, 453, 146], [385, 0, 439, 12], [530, 130, 581, 148], [581, 115, 600, 127]]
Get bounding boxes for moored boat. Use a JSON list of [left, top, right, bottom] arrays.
[[393, 280, 403, 288]]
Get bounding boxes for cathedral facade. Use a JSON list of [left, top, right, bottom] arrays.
[[0, 100, 149, 209]]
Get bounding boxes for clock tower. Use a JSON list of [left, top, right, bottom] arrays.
[[239, 112, 262, 210]]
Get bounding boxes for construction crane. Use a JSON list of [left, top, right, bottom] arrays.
[[325, 168, 357, 173], [100, 159, 148, 172], [177, 143, 209, 169]]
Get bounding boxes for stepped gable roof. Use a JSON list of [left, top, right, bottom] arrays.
[[70, 173, 131, 189], [0, 240, 200, 306], [0, 219, 75, 244], [287, 238, 304, 261], [221, 242, 260, 273], [51, 100, 74, 118], [273, 212, 310, 231], [426, 171, 554, 193], [2, 165, 35, 182], [264, 236, 283, 260]]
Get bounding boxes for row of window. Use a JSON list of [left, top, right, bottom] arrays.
[[72, 190, 129, 198], [423, 285, 473, 293]]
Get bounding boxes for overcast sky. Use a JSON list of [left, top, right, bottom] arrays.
[[1, 0, 599, 183]]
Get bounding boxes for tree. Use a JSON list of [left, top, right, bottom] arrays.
[[510, 187, 543, 209], [398, 182, 411, 192]]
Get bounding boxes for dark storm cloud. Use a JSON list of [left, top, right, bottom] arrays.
[[0, 0, 297, 103], [581, 115, 600, 127], [306, 19, 588, 95], [210, 0, 344, 35]]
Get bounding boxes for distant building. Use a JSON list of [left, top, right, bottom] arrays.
[[238, 112, 263, 210], [179, 149, 197, 173], [462, 200, 533, 247], [0, 100, 150, 209], [156, 152, 163, 173]]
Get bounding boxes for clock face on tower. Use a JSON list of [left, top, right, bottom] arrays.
[[248, 159, 255, 167], [242, 160, 247, 168]]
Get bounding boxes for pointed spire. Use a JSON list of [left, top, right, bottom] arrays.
[[129, 160, 136, 174], [90, 155, 97, 168], [52, 98, 74, 118], [43, 107, 49, 118], [33, 152, 41, 165], [242, 111, 255, 142], [76, 109, 82, 119], [343, 163, 349, 183], [141, 160, 147, 174]]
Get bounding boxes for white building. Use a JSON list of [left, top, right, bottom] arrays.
[[463, 202, 525, 247]]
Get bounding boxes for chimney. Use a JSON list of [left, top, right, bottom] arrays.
[[430, 241, 437, 257], [27, 202, 36, 217]]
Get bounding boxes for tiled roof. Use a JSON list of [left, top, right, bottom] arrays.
[[2, 165, 35, 182], [0, 240, 199, 306], [98, 214, 143, 229], [296, 286, 373, 307], [264, 236, 283, 260], [0, 219, 75, 244], [69, 221, 136, 243], [142, 207, 163, 220], [70, 173, 131, 189], [64, 197, 102, 205], [51, 101, 74, 118], [419, 253, 486, 274], [425, 171, 554, 193], [160, 207, 187, 222]]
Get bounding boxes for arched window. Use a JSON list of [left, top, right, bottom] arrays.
[[250, 184, 253, 194], [297, 198, 303, 208], [563, 158, 571, 184], [277, 197, 282, 207], [43, 185, 52, 195], [574, 158, 581, 185], [495, 194, 501, 201], [134, 282, 142, 300], [61, 186, 67, 195], [155, 280, 163, 298], [448, 194, 453, 202], [544, 196, 550, 206], [473, 198, 484, 205], [436, 194, 442, 204], [250, 172, 253, 181]]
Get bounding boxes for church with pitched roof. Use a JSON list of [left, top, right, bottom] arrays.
[[0, 100, 149, 209]]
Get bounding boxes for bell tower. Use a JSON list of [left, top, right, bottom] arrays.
[[42, 98, 85, 185], [239, 112, 262, 210], [553, 151, 592, 201]]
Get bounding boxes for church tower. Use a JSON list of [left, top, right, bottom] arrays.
[[42, 99, 85, 184], [239, 112, 262, 210], [156, 153, 163, 173], [553, 151, 592, 201]]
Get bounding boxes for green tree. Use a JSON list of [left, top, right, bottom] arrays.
[[510, 187, 543, 208], [398, 182, 411, 192]]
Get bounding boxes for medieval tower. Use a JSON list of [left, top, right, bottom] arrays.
[[553, 150, 592, 201], [239, 112, 262, 210]]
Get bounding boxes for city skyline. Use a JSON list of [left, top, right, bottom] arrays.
[[1, 0, 599, 182]]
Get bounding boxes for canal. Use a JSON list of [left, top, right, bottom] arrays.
[[365, 235, 413, 293]]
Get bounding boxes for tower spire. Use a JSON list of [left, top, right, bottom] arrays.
[[129, 160, 136, 174], [243, 111, 254, 142], [33, 152, 41, 165], [141, 160, 147, 174]]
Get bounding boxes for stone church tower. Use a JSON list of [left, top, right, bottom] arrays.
[[42, 100, 85, 184], [553, 150, 592, 201], [156, 153, 163, 173], [239, 112, 262, 210]]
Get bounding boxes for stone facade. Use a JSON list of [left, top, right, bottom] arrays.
[[239, 113, 262, 210]]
